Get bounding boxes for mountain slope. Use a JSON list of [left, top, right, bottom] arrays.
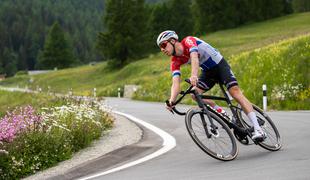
[[1, 13, 309, 110]]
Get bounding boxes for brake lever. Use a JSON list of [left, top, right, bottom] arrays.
[[165, 100, 175, 114]]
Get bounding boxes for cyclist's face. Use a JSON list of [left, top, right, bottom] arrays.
[[160, 41, 173, 56]]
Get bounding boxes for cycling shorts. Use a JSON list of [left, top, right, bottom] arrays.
[[199, 58, 238, 91]]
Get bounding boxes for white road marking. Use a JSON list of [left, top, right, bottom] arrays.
[[78, 110, 176, 180]]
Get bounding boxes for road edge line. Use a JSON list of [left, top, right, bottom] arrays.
[[78, 110, 176, 180]]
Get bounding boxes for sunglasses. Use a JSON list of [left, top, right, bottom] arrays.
[[160, 41, 169, 49]]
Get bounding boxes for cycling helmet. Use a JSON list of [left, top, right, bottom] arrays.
[[156, 30, 178, 47]]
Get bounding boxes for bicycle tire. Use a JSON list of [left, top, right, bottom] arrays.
[[237, 104, 282, 151], [185, 107, 238, 161]]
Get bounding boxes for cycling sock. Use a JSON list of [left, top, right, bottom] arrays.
[[247, 112, 261, 130]]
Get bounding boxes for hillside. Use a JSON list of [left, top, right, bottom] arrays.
[[0, 0, 104, 71], [1, 12, 309, 110], [230, 35, 309, 109]]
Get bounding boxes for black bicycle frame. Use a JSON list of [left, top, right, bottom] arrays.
[[169, 81, 250, 137], [194, 90, 216, 138], [199, 85, 251, 137]]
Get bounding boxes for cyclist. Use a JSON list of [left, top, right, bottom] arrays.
[[157, 30, 266, 140]]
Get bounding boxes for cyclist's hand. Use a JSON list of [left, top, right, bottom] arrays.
[[190, 75, 198, 87], [165, 100, 175, 112]]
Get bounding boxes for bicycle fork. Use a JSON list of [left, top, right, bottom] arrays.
[[194, 91, 217, 138]]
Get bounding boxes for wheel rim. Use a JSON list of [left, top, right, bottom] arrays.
[[256, 114, 281, 150], [189, 111, 237, 159], [237, 105, 281, 150]]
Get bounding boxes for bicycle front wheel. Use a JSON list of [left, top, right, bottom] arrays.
[[185, 107, 238, 161], [237, 104, 282, 151]]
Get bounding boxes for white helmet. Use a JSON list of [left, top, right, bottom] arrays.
[[156, 30, 178, 47]]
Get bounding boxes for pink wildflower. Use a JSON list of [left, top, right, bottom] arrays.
[[0, 106, 43, 142]]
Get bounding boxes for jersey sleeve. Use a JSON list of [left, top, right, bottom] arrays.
[[170, 57, 181, 77], [183, 36, 198, 53]]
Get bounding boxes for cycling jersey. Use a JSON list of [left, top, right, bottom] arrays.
[[170, 36, 238, 90], [170, 36, 223, 77]]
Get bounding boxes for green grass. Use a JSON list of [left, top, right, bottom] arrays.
[[1, 12, 309, 110], [0, 53, 171, 97], [201, 12, 310, 57], [231, 35, 310, 109], [134, 34, 310, 109], [0, 90, 67, 117]]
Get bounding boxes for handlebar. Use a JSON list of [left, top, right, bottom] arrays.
[[165, 78, 227, 116], [165, 78, 204, 116], [165, 100, 186, 116]]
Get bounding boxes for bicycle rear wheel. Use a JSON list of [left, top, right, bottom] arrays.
[[185, 107, 238, 161], [237, 104, 282, 151]]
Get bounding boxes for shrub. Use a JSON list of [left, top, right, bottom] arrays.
[[14, 71, 28, 76], [0, 100, 113, 179]]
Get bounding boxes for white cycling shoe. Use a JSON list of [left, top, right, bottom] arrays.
[[252, 129, 267, 141]]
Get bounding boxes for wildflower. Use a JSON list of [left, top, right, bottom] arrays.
[[0, 149, 9, 155], [0, 106, 42, 142]]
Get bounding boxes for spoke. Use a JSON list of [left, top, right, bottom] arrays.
[[192, 125, 206, 134], [189, 112, 238, 158], [194, 130, 206, 136], [192, 125, 205, 134], [260, 125, 279, 146], [211, 138, 221, 154], [203, 121, 232, 156], [216, 136, 232, 146], [216, 132, 233, 146], [213, 139, 231, 155], [265, 129, 276, 139], [212, 137, 230, 156], [265, 136, 277, 145], [192, 121, 205, 132], [263, 123, 274, 131], [262, 125, 278, 143]]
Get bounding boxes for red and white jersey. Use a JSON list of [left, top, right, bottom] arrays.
[[171, 36, 223, 77]]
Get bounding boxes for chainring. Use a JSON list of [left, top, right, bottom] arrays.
[[233, 129, 249, 145]]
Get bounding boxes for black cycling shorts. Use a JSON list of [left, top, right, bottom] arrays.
[[199, 58, 238, 91]]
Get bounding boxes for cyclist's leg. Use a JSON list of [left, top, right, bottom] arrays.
[[192, 87, 225, 113], [191, 87, 215, 105], [217, 59, 265, 139], [229, 87, 266, 138], [193, 70, 227, 115], [228, 86, 252, 114]]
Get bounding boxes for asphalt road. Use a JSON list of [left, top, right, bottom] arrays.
[[75, 98, 310, 180]]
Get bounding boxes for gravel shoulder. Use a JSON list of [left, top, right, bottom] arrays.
[[23, 113, 143, 180]]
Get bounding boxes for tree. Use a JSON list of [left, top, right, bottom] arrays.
[[283, 0, 293, 14], [146, 0, 194, 51], [192, 0, 214, 34], [0, 48, 18, 77], [36, 22, 75, 70], [192, 0, 292, 34], [0, 0, 104, 71], [147, 2, 171, 49], [97, 0, 148, 68], [168, 0, 194, 39], [292, 0, 310, 12], [260, 0, 285, 19]]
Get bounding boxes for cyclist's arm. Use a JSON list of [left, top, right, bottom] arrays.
[[169, 75, 181, 104], [190, 51, 199, 86]]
